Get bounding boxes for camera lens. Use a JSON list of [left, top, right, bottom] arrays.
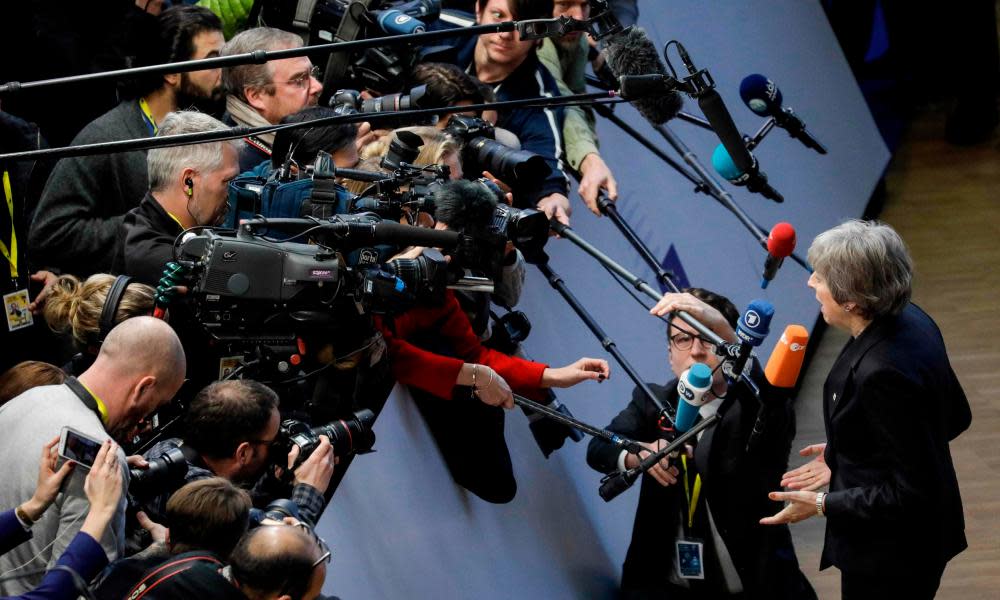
[[467, 138, 551, 185]]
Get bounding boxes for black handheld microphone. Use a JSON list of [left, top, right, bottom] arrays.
[[740, 74, 827, 154], [598, 413, 719, 502]]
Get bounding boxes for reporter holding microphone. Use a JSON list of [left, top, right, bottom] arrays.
[[762, 220, 971, 599]]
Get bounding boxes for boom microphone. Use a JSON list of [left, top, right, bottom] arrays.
[[739, 74, 827, 154], [711, 144, 784, 203], [675, 362, 713, 433], [602, 27, 684, 124], [761, 222, 796, 288]]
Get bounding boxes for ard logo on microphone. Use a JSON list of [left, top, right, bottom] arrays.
[[744, 310, 761, 329]]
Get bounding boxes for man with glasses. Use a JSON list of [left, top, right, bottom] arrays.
[[586, 288, 814, 599], [228, 523, 330, 600], [220, 28, 324, 171], [140, 380, 336, 529]]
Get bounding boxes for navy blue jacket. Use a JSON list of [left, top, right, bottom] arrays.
[[0, 509, 109, 600], [452, 35, 570, 205]]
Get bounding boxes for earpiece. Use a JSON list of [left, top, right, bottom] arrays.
[[185, 177, 194, 197]]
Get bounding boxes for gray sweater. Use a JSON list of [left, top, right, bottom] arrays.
[[28, 99, 151, 277], [0, 384, 127, 595]]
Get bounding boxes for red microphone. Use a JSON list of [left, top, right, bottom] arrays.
[[761, 222, 796, 289]]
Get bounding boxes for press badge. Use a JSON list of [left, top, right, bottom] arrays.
[[676, 539, 705, 579], [4, 289, 33, 332]]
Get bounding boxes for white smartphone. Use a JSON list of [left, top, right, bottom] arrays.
[[58, 426, 104, 470]]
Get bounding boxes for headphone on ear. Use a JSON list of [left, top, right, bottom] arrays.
[[185, 177, 194, 196], [89, 274, 132, 351]]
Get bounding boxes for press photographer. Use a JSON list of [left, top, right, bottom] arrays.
[[136, 380, 336, 529], [450, 0, 572, 224], [0, 318, 185, 594]]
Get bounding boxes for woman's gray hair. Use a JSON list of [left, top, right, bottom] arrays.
[[221, 27, 303, 101], [807, 219, 913, 319], [147, 111, 241, 192]]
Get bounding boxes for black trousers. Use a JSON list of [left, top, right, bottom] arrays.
[[841, 562, 946, 600], [411, 385, 517, 504]]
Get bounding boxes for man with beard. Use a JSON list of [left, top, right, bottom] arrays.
[[28, 5, 225, 278], [139, 381, 336, 530], [0, 317, 186, 595], [220, 28, 323, 171]]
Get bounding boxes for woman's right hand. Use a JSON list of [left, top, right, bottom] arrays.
[[472, 365, 514, 409], [780, 443, 830, 491], [84, 440, 123, 517]]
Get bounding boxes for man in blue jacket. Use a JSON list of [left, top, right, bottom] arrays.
[[452, 0, 573, 225]]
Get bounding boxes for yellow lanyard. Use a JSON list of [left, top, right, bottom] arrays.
[[79, 380, 109, 425], [681, 454, 702, 529], [1, 171, 17, 278], [139, 98, 158, 136]]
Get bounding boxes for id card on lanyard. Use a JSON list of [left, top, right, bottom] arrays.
[[2, 170, 33, 332], [675, 453, 705, 579]]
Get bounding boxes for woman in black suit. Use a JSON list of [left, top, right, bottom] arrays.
[[762, 220, 971, 599]]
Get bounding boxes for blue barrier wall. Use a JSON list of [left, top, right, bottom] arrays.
[[319, 2, 889, 597]]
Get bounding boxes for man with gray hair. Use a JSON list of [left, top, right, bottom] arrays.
[[221, 27, 323, 171], [115, 110, 241, 285], [0, 317, 186, 594]]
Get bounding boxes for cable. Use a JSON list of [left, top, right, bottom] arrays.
[[0, 512, 85, 577]]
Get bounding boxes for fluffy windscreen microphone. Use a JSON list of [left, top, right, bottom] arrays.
[[602, 27, 684, 124], [432, 179, 499, 235]]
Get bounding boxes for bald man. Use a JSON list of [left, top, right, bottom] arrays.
[[229, 525, 329, 600], [0, 316, 186, 594]]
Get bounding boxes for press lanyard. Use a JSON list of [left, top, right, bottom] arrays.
[[681, 454, 702, 529], [139, 98, 158, 136], [64, 376, 109, 425], [1, 170, 17, 278]]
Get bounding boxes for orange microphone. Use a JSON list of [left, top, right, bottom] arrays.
[[764, 324, 809, 388]]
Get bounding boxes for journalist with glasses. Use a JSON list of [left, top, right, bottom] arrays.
[[587, 288, 814, 599]]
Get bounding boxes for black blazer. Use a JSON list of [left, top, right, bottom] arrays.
[[588, 367, 815, 598], [821, 303, 971, 574]]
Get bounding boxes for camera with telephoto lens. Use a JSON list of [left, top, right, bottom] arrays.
[[471, 178, 550, 265], [128, 446, 190, 501], [444, 115, 552, 189], [330, 85, 443, 129], [276, 408, 377, 471]]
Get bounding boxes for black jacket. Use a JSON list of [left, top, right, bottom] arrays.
[[29, 100, 151, 276], [587, 368, 815, 598], [821, 303, 970, 574], [116, 191, 182, 285]]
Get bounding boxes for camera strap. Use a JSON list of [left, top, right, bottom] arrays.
[[64, 376, 108, 426]]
